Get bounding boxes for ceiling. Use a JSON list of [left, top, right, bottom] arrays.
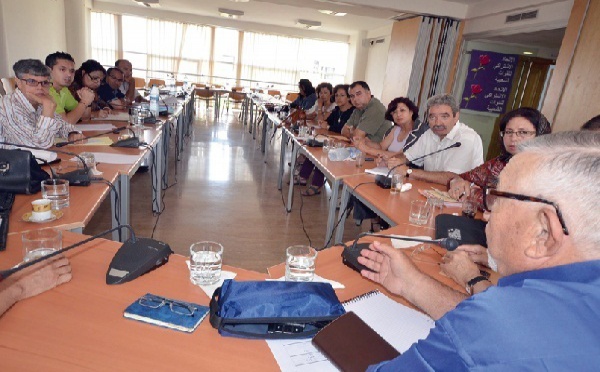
[[96, 0, 565, 51]]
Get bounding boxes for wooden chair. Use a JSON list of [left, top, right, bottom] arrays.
[[225, 91, 246, 114], [267, 90, 281, 97], [196, 88, 215, 111], [133, 77, 146, 89], [148, 78, 165, 88], [231, 86, 244, 92], [286, 92, 299, 103]]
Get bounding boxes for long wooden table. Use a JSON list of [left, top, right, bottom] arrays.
[[0, 231, 277, 371]]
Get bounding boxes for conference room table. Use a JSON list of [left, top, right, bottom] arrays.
[[0, 231, 278, 371]]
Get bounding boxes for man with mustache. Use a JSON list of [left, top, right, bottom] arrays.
[[387, 94, 483, 184]]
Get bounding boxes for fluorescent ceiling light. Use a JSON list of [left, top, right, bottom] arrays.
[[229, 0, 250, 2], [315, 0, 355, 7], [132, 0, 160, 7], [296, 19, 322, 29], [318, 9, 347, 16], [523, 51, 533, 55], [218, 8, 244, 19]]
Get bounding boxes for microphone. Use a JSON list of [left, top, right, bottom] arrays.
[[55, 126, 128, 147], [111, 127, 141, 148], [0, 142, 91, 186], [375, 142, 462, 189], [341, 232, 459, 273], [0, 225, 174, 285]]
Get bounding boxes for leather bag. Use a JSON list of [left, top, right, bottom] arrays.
[[0, 149, 50, 194]]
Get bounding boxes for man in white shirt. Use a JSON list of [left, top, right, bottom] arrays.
[[0, 59, 83, 149], [388, 94, 483, 185], [115, 59, 142, 103]]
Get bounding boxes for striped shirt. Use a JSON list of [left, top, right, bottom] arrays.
[[0, 89, 75, 149]]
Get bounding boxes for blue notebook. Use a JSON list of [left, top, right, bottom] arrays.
[[124, 293, 209, 333]]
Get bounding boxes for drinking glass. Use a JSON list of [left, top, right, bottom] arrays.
[[408, 200, 430, 225], [390, 174, 404, 194], [285, 245, 317, 282], [41, 179, 69, 210], [190, 241, 223, 285], [22, 228, 62, 262], [355, 151, 365, 168]]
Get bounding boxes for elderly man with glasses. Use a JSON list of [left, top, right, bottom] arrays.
[[97, 67, 127, 110], [358, 131, 600, 370], [0, 59, 83, 149]]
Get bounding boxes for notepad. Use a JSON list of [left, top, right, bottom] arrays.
[[124, 293, 209, 333]]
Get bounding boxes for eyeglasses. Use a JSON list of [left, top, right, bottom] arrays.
[[109, 75, 124, 83], [19, 78, 52, 87], [500, 130, 536, 138], [86, 74, 104, 82], [483, 187, 569, 235], [138, 294, 197, 316]]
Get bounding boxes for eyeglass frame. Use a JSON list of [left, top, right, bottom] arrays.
[[499, 130, 537, 138], [138, 294, 197, 317], [483, 187, 569, 235], [108, 74, 124, 83], [19, 78, 52, 88], [86, 73, 104, 82]]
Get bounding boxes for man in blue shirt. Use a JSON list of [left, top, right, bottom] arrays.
[[97, 67, 126, 110], [359, 131, 600, 370]]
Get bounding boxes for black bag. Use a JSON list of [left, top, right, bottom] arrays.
[[435, 214, 487, 247], [0, 149, 50, 194], [209, 279, 346, 339]]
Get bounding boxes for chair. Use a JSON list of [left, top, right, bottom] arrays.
[[175, 81, 184, 86], [267, 90, 281, 97], [1, 77, 16, 95], [148, 78, 165, 88], [231, 86, 244, 92], [286, 92, 299, 103], [225, 91, 247, 114], [196, 88, 215, 112], [133, 77, 146, 89]]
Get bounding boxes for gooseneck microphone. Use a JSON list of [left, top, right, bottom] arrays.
[[341, 232, 459, 273], [375, 142, 462, 189], [0, 141, 91, 186], [0, 225, 136, 283], [55, 126, 128, 147]]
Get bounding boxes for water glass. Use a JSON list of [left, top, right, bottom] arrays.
[[285, 245, 317, 282], [390, 174, 404, 194], [41, 179, 69, 210], [323, 138, 331, 153], [190, 241, 223, 285], [355, 151, 365, 168], [408, 200, 430, 225], [22, 228, 62, 263], [78, 152, 96, 172], [462, 197, 477, 219], [427, 196, 444, 218]]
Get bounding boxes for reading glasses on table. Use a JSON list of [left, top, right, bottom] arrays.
[[139, 294, 197, 317]]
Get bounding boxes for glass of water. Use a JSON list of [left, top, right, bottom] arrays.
[[285, 245, 317, 282], [22, 228, 62, 263], [41, 179, 69, 210], [390, 174, 404, 194], [408, 200, 430, 225], [190, 241, 223, 285]]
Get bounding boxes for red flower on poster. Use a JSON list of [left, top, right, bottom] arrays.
[[463, 84, 484, 108], [471, 54, 491, 79]]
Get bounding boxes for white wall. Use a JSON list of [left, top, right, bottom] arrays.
[[0, 0, 67, 77], [347, 30, 368, 83], [64, 0, 92, 66], [364, 24, 393, 100]]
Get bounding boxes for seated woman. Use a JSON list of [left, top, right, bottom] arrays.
[[355, 97, 428, 160], [289, 79, 317, 111], [305, 82, 336, 122], [296, 84, 354, 196], [69, 59, 109, 120], [441, 107, 551, 295], [352, 97, 428, 225], [447, 107, 551, 208]]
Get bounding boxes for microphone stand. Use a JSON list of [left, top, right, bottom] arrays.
[[55, 126, 128, 147], [0, 225, 136, 282]]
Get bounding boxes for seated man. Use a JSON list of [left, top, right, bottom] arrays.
[[115, 59, 143, 103], [46, 51, 95, 124], [97, 67, 126, 110], [359, 131, 600, 370], [387, 93, 483, 184], [0, 255, 72, 317], [0, 59, 83, 149], [343, 81, 392, 143]]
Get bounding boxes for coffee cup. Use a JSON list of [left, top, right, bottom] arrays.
[[31, 199, 52, 221]]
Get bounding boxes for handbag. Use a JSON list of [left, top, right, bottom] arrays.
[[209, 279, 346, 339], [0, 149, 50, 194]]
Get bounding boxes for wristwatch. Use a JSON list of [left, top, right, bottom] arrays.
[[406, 169, 412, 177], [465, 275, 489, 295]]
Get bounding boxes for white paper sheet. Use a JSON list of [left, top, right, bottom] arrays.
[[267, 275, 345, 289], [267, 339, 339, 372], [365, 166, 390, 177], [74, 124, 116, 131], [83, 152, 140, 165], [91, 112, 129, 121]]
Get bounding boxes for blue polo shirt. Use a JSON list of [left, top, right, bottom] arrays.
[[97, 82, 125, 107], [369, 260, 600, 371]]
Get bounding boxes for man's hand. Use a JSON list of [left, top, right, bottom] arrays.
[[77, 88, 95, 106], [67, 132, 85, 143], [109, 99, 126, 110], [15, 255, 72, 301], [386, 157, 408, 175], [358, 241, 423, 297], [94, 108, 111, 119], [454, 244, 489, 265], [440, 250, 481, 287], [25, 92, 56, 118]]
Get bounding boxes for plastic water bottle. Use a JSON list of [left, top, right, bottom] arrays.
[[166, 73, 176, 95], [149, 85, 160, 117], [183, 75, 189, 90]]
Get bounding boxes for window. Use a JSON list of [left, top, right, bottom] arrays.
[[212, 28, 239, 87], [91, 12, 118, 65]]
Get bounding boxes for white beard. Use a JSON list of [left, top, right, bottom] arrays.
[[487, 250, 498, 272]]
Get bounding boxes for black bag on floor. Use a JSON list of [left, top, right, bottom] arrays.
[[0, 149, 50, 194]]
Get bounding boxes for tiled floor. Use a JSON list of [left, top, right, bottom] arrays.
[[85, 106, 365, 273]]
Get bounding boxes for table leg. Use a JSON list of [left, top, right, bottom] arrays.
[[118, 173, 130, 242], [153, 134, 163, 213], [286, 144, 300, 212], [324, 179, 340, 247], [261, 113, 268, 153], [249, 100, 254, 133], [335, 183, 352, 244], [277, 130, 288, 190]]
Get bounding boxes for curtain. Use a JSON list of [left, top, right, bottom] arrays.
[[91, 12, 118, 65]]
